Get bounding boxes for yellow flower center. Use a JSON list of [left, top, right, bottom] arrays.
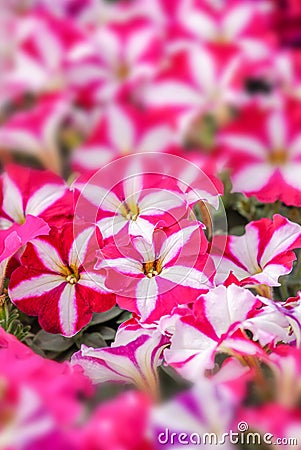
[[143, 260, 162, 278], [120, 201, 140, 221], [62, 265, 80, 284], [115, 63, 130, 80], [268, 149, 288, 166]]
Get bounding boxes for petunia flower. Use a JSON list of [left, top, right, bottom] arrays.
[[8, 223, 115, 336], [72, 102, 179, 172], [0, 216, 49, 264], [75, 158, 188, 244], [67, 18, 163, 104], [71, 319, 169, 399], [96, 221, 215, 322], [0, 96, 70, 173], [153, 376, 239, 450], [211, 214, 301, 287], [177, 0, 273, 59], [0, 215, 50, 293], [141, 45, 243, 133], [219, 101, 301, 206], [164, 284, 265, 380]]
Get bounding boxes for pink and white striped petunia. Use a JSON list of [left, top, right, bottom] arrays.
[[0, 95, 70, 173], [164, 284, 264, 380], [75, 159, 188, 244], [8, 223, 115, 336], [96, 221, 215, 322], [71, 319, 169, 399], [0, 164, 73, 230], [177, 0, 273, 59], [0, 11, 86, 96], [244, 295, 301, 347], [72, 102, 179, 172], [211, 214, 301, 287], [153, 376, 239, 449], [219, 101, 301, 206], [141, 45, 243, 133], [67, 18, 163, 104]]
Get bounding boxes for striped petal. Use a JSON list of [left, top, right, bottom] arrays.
[[58, 283, 78, 337], [32, 239, 64, 272], [2, 173, 24, 223], [136, 277, 159, 320], [25, 184, 67, 216], [9, 273, 63, 301]]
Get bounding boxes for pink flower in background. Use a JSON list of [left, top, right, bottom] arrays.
[[0, 10, 87, 98], [9, 224, 115, 336], [67, 18, 163, 104], [0, 327, 91, 450], [267, 344, 301, 408], [211, 214, 301, 286], [0, 96, 70, 173], [72, 102, 179, 172], [272, 52, 301, 99], [163, 150, 224, 209], [71, 319, 168, 398], [176, 0, 274, 58], [97, 222, 214, 321], [239, 404, 301, 450], [79, 391, 153, 450], [219, 101, 301, 206], [0, 164, 73, 230], [141, 45, 243, 132]]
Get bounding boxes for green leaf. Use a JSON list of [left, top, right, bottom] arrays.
[[99, 326, 116, 340], [89, 307, 122, 326], [230, 225, 245, 236], [33, 330, 74, 352], [82, 332, 107, 348], [116, 311, 132, 324], [0, 297, 32, 342]]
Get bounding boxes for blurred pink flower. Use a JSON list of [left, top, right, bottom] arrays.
[[78, 391, 154, 450], [219, 101, 301, 206], [72, 102, 179, 172], [0, 327, 91, 450]]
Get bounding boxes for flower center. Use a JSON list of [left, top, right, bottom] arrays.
[[143, 260, 162, 278], [64, 266, 80, 284], [268, 149, 288, 166], [120, 201, 140, 221], [115, 63, 130, 80]]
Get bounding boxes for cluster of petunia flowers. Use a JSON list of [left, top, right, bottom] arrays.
[[2, 0, 301, 449]]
